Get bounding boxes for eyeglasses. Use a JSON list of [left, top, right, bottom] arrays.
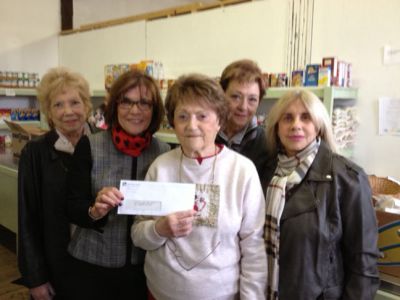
[[118, 97, 153, 112]]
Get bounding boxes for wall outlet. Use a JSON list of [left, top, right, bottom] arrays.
[[383, 45, 400, 65]]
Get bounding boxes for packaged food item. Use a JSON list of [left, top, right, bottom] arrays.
[[269, 74, 278, 87], [277, 73, 288, 87], [262, 73, 269, 88], [104, 64, 130, 90], [322, 57, 338, 86], [318, 67, 331, 87], [304, 64, 320, 86], [337, 60, 347, 87], [291, 70, 304, 86], [347, 63, 352, 87]]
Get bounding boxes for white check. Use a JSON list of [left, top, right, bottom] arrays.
[[117, 180, 196, 216]]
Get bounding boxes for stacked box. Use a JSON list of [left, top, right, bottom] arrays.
[[318, 67, 331, 87], [322, 57, 338, 86], [304, 64, 320, 86], [4, 120, 47, 157], [291, 70, 304, 86]]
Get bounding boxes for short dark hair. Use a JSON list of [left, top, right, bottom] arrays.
[[220, 59, 266, 100], [104, 70, 164, 134]]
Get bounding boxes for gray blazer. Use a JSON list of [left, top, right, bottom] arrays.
[[68, 130, 170, 267]]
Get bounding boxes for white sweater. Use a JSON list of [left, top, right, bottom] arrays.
[[132, 146, 267, 300]]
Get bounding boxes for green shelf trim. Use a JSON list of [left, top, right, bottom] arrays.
[[264, 86, 357, 100], [0, 121, 41, 130], [154, 131, 179, 144], [0, 88, 37, 97], [92, 90, 107, 97], [0, 164, 18, 178]]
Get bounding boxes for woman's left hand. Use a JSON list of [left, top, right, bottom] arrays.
[[155, 210, 196, 238]]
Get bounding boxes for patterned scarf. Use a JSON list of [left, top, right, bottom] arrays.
[[265, 139, 320, 300], [111, 124, 151, 157]]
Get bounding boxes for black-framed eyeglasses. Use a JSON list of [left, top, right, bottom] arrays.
[[118, 97, 153, 112]]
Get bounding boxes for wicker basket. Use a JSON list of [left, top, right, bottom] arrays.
[[368, 175, 400, 199]]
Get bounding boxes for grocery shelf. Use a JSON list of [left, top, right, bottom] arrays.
[[263, 86, 358, 118], [154, 130, 178, 144], [0, 120, 41, 130], [0, 88, 37, 97]]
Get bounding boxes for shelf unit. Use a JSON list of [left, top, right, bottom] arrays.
[[264, 86, 358, 118], [0, 87, 37, 97], [0, 88, 41, 130]]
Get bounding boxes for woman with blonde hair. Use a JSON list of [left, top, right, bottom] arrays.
[[18, 66, 93, 300], [263, 89, 379, 299]]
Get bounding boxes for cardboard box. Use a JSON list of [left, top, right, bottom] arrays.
[[318, 67, 331, 87], [4, 120, 47, 157], [376, 209, 400, 277], [304, 64, 320, 86], [322, 57, 338, 85]]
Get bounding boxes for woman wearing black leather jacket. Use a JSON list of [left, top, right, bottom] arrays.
[[18, 67, 93, 300], [263, 89, 379, 299]]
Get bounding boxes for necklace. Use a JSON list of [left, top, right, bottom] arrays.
[[179, 145, 218, 184]]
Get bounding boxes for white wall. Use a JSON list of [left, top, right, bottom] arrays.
[[0, 0, 59, 76], [146, 0, 288, 77], [60, 0, 288, 89], [312, 0, 400, 178], [73, 0, 217, 29], [59, 21, 147, 90]]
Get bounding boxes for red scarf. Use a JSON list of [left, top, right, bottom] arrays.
[[111, 125, 152, 157]]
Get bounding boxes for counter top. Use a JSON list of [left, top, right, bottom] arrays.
[[0, 148, 18, 178], [379, 273, 400, 297]]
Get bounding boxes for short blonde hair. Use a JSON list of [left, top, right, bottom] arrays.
[[165, 73, 228, 129], [37, 67, 92, 128], [265, 89, 337, 156]]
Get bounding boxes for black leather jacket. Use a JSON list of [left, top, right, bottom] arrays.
[[216, 124, 269, 181], [263, 141, 380, 300], [17, 130, 78, 289]]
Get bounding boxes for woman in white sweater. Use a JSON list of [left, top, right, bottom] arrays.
[[132, 74, 267, 300]]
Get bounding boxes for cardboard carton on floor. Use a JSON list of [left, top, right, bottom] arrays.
[[4, 120, 47, 157], [376, 209, 400, 278]]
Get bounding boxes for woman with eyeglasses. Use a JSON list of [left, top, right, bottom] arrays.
[[66, 70, 170, 300], [132, 74, 267, 300]]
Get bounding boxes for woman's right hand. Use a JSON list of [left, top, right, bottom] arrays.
[[30, 282, 55, 300], [155, 210, 196, 238], [89, 187, 124, 220]]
